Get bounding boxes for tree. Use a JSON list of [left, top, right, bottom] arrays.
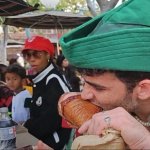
[[25, 0, 49, 10], [86, 0, 99, 16], [26, 0, 124, 16], [56, 0, 87, 13], [56, 0, 124, 16], [86, 0, 123, 16]]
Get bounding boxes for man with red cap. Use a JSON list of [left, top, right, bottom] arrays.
[[22, 35, 71, 149]]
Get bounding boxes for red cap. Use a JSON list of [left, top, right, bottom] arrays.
[[22, 36, 54, 56]]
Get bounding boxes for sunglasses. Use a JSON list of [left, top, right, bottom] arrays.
[[22, 51, 43, 60]]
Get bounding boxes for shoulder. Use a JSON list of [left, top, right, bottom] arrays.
[[18, 90, 32, 98], [46, 73, 70, 92]]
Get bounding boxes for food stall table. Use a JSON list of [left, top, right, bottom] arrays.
[[16, 125, 38, 149]]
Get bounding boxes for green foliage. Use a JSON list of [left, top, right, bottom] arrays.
[[26, 0, 40, 7], [56, 0, 87, 13], [26, 0, 50, 11]]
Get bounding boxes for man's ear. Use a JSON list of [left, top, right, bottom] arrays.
[[137, 79, 150, 100]]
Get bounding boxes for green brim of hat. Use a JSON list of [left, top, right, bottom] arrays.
[[59, 0, 150, 72]]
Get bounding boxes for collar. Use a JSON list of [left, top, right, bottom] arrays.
[[33, 63, 54, 83], [14, 88, 26, 95]]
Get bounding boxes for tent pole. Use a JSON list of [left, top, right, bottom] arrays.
[[55, 28, 60, 56], [0, 25, 8, 65]]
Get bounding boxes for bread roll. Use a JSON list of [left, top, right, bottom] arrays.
[[58, 93, 102, 128]]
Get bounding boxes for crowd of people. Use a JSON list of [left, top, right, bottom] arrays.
[[0, 35, 81, 150], [0, 0, 150, 149]]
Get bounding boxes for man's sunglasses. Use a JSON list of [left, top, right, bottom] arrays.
[[22, 51, 43, 60]]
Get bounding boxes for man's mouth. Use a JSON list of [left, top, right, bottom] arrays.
[[31, 65, 38, 69], [89, 100, 103, 110], [31, 65, 36, 67]]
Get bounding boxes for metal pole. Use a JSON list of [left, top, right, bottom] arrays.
[[0, 25, 8, 65]]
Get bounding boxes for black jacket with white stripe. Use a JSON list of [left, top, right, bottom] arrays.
[[24, 63, 71, 150]]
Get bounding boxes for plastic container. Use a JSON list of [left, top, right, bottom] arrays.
[[0, 107, 17, 149]]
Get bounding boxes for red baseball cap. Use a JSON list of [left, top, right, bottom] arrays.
[[22, 35, 54, 56]]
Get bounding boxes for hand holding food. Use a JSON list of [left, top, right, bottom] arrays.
[[58, 92, 102, 128], [58, 93, 126, 150]]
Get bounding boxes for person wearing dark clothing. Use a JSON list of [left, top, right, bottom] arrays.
[[0, 81, 13, 115], [0, 64, 13, 115], [56, 54, 81, 92], [22, 35, 71, 149], [0, 64, 7, 82]]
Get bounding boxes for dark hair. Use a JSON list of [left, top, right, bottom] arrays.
[[0, 64, 7, 81], [56, 54, 65, 67], [9, 58, 17, 65], [77, 68, 150, 92], [5, 64, 26, 79]]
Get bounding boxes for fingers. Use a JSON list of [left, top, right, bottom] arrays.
[[58, 92, 81, 116], [78, 112, 108, 135], [77, 107, 150, 149], [78, 119, 91, 134], [78, 109, 120, 135]]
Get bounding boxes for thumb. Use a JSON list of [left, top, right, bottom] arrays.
[[78, 120, 91, 134]]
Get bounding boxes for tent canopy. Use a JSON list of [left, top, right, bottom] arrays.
[[4, 11, 92, 29], [0, 0, 37, 16]]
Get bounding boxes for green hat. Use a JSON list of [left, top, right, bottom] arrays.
[[60, 0, 150, 72]]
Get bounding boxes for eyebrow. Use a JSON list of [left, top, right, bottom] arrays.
[[84, 79, 106, 89]]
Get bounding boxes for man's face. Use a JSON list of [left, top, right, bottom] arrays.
[[23, 50, 49, 73], [81, 72, 137, 112]]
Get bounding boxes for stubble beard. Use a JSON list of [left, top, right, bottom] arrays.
[[120, 91, 138, 113]]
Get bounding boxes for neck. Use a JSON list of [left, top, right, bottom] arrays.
[[134, 100, 150, 123], [37, 62, 51, 73], [134, 114, 150, 129], [14, 87, 24, 95]]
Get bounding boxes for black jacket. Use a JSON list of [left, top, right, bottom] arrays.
[[24, 63, 71, 150]]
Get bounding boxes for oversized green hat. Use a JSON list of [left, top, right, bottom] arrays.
[[60, 0, 150, 72]]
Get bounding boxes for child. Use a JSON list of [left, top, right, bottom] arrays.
[[0, 81, 13, 116], [0, 64, 13, 115], [5, 63, 31, 124]]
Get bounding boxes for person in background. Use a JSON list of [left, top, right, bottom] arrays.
[[0, 64, 13, 115], [0, 64, 7, 82], [9, 58, 17, 65], [0, 81, 13, 116], [22, 35, 71, 150], [56, 54, 81, 92], [5, 63, 31, 124], [59, 0, 150, 149]]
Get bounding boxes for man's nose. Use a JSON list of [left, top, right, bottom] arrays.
[[81, 88, 94, 100], [28, 56, 36, 62]]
